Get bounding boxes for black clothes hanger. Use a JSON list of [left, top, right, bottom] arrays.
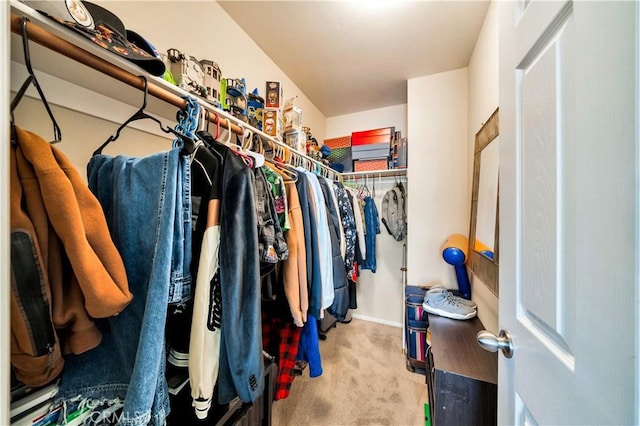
[[11, 17, 62, 144], [92, 76, 195, 156], [195, 129, 224, 164]]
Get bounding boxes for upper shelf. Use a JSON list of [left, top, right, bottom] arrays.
[[9, 0, 340, 179]]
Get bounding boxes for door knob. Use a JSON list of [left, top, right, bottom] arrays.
[[477, 329, 514, 358]]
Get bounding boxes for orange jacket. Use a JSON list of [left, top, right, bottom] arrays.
[[10, 127, 132, 387]]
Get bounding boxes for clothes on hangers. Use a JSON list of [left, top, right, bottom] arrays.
[[334, 181, 358, 281], [317, 177, 349, 322], [295, 172, 323, 321], [214, 143, 264, 405], [299, 169, 335, 311], [55, 144, 192, 424], [262, 166, 291, 232], [9, 127, 132, 388], [361, 196, 381, 273], [253, 166, 288, 276], [186, 141, 223, 420]]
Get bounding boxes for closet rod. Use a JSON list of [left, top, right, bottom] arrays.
[[9, 12, 339, 180], [342, 169, 408, 179], [10, 13, 242, 137]]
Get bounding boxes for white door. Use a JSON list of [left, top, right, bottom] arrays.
[[498, 1, 638, 424]]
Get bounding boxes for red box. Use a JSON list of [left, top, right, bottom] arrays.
[[324, 136, 351, 149], [351, 127, 394, 146], [353, 158, 388, 172]]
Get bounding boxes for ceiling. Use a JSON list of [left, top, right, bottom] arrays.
[[218, 1, 490, 118]]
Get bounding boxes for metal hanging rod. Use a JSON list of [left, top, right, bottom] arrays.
[[9, 9, 338, 180], [342, 169, 408, 179]]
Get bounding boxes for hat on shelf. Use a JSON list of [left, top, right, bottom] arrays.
[[21, 0, 166, 76]]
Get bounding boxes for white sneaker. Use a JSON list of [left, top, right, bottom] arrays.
[[425, 285, 477, 309], [422, 291, 477, 320]]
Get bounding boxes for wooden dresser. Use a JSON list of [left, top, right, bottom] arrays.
[[426, 314, 498, 425]]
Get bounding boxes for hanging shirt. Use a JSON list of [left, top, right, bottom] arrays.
[[188, 142, 223, 420], [361, 196, 380, 273], [262, 166, 290, 231], [301, 170, 335, 310], [334, 181, 357, 279], [347, 187, 367, 263], [295, 172, 323, 320]]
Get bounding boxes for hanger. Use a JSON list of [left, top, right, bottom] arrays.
[[199, 108, 211, 133], [222, 119, 254, 168], [93, 76, 194, 156], [240, 127, 265, 167], [194, 109, 223, 161], [11, 17, 62, 144]]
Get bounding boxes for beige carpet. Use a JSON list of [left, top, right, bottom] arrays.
[[271, 318, 428, 426]]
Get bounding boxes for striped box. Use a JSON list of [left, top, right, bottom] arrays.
[[323, 135, 351, 149], [353, 158, 388, 172], [407, 319, 427, 362], [406, 295, 426, 322]]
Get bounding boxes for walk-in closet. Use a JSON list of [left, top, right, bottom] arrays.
[[7, 1, 637, 425], [4, 1, 496, 424]]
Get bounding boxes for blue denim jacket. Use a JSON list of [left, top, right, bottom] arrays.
[[57, 148, 191, 426]]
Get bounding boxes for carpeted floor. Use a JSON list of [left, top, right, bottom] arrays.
[[271, 318, 428, 426]]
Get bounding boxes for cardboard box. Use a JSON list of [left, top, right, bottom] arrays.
[[353, 158, 388, 172], [265, 81, 282, 108], [323, 136, 351, 149], [325, 146, 352, 173], [351, 127, 394, 146], [352, 142, 390, 160]]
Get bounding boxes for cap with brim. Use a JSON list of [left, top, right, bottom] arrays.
[[21, 0, 165, 76]]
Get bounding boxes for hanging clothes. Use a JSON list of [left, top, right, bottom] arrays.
[[361, 196, 380, 273], [57, 144, 191, 425], [269, 166, 308, 326], [296, 317, 323, 378], [262, 166, 290, 231], [211, 144, 264, 405], [318, 177, 349, 321], [295, 172, 323, 320], [254, 166, 288, 276], [347, 186, 367, 266], [301, 170, 335, 311], [186, 142, 224, 420], [334, 181, 358, 309], [261, 304, 302, 401], [334, 181, 357, 279], [9, 127, 132, 388]]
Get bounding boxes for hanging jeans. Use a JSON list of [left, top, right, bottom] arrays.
[[56, 147, 191, 426]]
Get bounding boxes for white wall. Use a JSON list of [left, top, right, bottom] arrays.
[[96, 1, 327, 140], [467, 1, 499, 333], [326, 104, 408, 328], [406, 68, 469, 290], [326, 104, 407, 139]]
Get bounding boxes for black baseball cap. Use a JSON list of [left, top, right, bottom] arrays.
[[21, 0, 166, 76]]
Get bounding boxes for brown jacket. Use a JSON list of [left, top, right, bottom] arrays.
[[10, 127, 132, 387]]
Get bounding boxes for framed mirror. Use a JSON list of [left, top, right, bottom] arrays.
[[468, 107, 499, 296]]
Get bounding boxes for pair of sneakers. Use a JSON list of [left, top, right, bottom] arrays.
[[422, 285, 477, 320]]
